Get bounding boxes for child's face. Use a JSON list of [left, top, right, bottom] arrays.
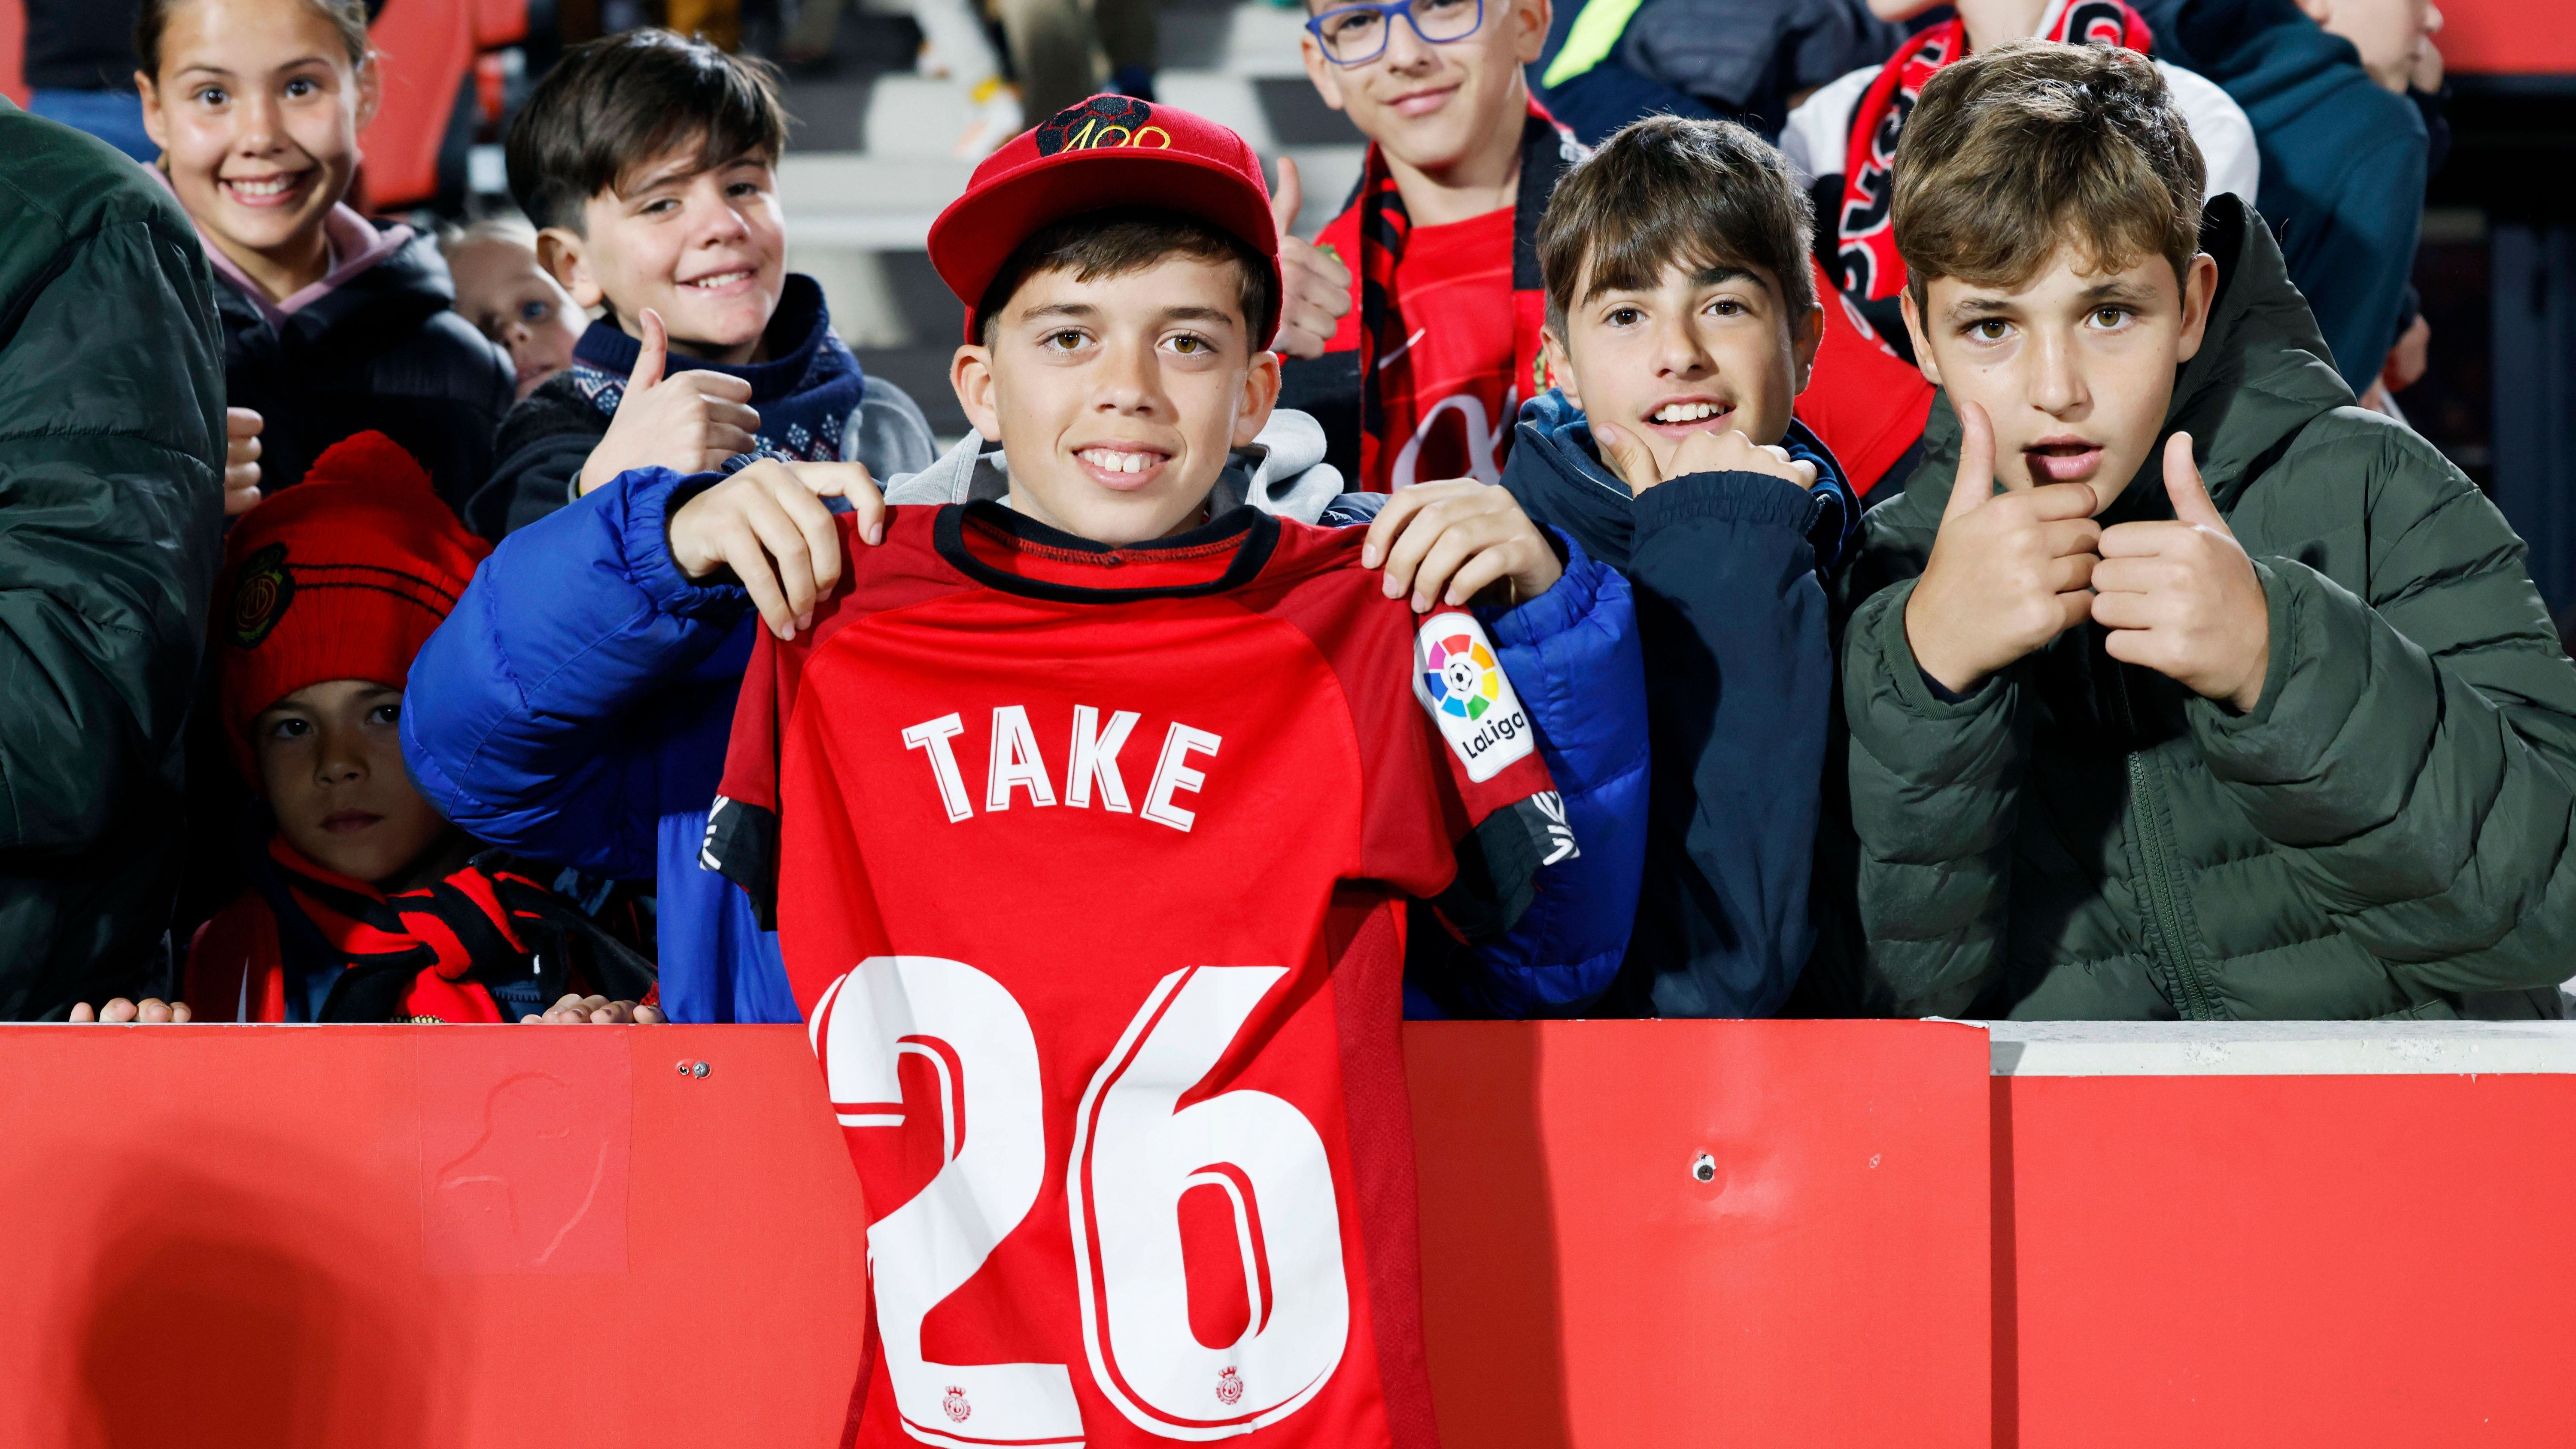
[[447, 235, 586, 400], [1300, 0, 1550, 177], [254, 680, 452, 888], [138, 0, 378, 267], [1543, 255, 1823, 476], [952, 257, 1282, 547], [539, 141, 786, 367], [1902, 241, 2218, 510]]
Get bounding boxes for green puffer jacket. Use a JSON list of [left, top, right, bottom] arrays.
[[0, 105, 225, 1018], [1817, 194, 2576, 1021]]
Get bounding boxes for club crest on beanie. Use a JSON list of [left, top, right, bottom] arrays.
[[214, 431, 492, 784], [927, 95, 1283, 344]]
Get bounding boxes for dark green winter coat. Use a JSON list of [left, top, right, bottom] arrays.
[[0, 103, 226, 1018], [1814, 194, 2576, 1021]]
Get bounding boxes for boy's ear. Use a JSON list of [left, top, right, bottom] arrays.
[[352, 51, 384, 132], [134, 73, 168, 154], [1899, 287, 1944, 388], [1232, 348, 1285, 450], [2173, 252, 2221, 365], [953, 343, 1002, 442], [1510, 0, 1554, 64], [1540, 327, 1583, 411], [1791, 304, 1825, 397], [537, 228, 606, 312]]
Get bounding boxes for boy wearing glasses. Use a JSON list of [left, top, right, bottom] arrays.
[[1284, 0, 1566, 493]]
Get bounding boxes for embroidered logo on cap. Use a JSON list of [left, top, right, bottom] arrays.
[[1413, 611, 1535, 782], [1033, 95, 1171, 155], [229, 542, 296, 649]]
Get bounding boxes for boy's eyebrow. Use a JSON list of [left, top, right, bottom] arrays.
[[1017, 302, 1242, 331], [176, 58, 335, 78], [620, 153, 770, 197], [1580, 262, 1765, 305]]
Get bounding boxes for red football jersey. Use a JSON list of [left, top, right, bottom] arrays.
[[707, 501, 1572, 1449]]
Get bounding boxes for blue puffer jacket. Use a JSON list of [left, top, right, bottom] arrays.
[[403, 462, 1648, 1023]]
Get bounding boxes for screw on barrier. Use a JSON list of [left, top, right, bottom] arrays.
[[1691, 1151, 1717, 1184], [692, 1060, 711, 1078]]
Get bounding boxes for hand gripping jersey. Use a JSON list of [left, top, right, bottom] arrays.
[[705, 501, 1573, 1449]]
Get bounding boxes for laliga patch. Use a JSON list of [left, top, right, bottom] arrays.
[[1414, 611, 1535, 783]]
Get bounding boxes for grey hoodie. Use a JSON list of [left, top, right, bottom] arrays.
[[881, 408, 1346, 522]]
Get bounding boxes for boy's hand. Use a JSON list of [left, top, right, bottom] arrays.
[[1267, 158, 1352, 361], [2091, 432, 2271, 713], [1904, 401, 2103, 694], [70, 998, 192, 1023], [668, 459, 884, 639], [1360, 479, 1563, 612], [578, 308, 763, 495], [225, 408, 264, 516], [1592, 421, 1818, 496], [523, 993, 666, 1025]]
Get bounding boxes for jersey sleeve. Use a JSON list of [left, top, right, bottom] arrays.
[[701, 624, 798, 930], [1366, 608, 1575, 941]]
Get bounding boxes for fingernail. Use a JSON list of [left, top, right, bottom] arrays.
[[1382, 574, 1402, 598], [796, 611, 813, 631], [1413, 592, 1431, 612], [869, 523, 885, 545], [1361, 545, 1381, 568]]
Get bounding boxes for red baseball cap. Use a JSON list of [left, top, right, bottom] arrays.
[[927, 95, 1283, 346]]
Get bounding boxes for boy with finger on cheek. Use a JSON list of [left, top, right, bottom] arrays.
[[1501, 115, 1861, 1018], [1827, 40, 2576, 1022]]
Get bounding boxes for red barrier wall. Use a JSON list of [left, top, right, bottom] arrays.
[[7, 1019, 2573, 1448]]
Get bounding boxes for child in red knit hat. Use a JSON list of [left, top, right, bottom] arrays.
[[79, 433, 662, 1025]]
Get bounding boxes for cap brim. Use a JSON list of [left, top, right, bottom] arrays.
[[930, 148, 1283, 344]]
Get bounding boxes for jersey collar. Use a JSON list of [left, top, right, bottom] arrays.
[[935, 500, 1282, 604]]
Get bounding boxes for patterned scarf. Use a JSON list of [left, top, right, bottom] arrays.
[[1352, 100, 1584, 490], [256, 838, 653, 1023], [1835, 0, 2154, 304]]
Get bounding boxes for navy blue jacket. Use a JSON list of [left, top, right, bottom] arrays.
[[2136, 0, 2425, 394], [1501, 390, 1854, 1017], [403, 462, 1647, 1024]]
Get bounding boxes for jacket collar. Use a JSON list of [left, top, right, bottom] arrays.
[[571, 274, 842, 404]]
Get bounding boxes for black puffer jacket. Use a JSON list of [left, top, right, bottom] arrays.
[[213, 224, 513, 515], [0, 104, 226, 1018]]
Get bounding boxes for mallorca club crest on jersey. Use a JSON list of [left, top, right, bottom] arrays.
[[1413, 611, 1534, 783], [1216, 1367, 1245, 1407], [1035, 94, 1171, 155], [942, 1386, 970, 1424]]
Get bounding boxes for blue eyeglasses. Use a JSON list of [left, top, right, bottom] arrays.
[[1306, 0, 1486, 67]]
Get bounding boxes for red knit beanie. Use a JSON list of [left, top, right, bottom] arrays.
[[215, 431, 490, 783]]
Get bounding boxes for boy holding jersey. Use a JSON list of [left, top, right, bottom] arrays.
[[694, 99, 1639, 1444]]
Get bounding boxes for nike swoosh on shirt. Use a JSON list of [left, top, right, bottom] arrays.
[[1376, 328, 1428, 372]]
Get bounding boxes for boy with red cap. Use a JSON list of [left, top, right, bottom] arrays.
[[695, 94, 1638, 1447], [404, 97, 1647, 1030], [85, 433, 661, 1026]]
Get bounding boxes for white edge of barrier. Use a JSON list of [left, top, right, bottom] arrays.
[[1966, 1018, 2576, 1077]]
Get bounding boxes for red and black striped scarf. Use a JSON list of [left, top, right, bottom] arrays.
[[258, 838, 565, 1023], [1834, 0, 2154, 304], [1352, 100, 1582, 490]]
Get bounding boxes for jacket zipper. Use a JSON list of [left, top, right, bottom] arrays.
[[2111, 663, 2223, 1020]]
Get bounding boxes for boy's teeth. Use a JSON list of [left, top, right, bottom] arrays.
[[1653, 401, 1724, 423], [230, 176, 294, 196], [1080, 448, 1156, 474], [688, 270, 751, 289]]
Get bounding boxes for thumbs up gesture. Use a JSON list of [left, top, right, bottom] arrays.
[[577, 308, 764, 495], [1266, 156, 1352, 360], [1904, 401, 2106, 694], [2092, 432, 2272, 712]]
